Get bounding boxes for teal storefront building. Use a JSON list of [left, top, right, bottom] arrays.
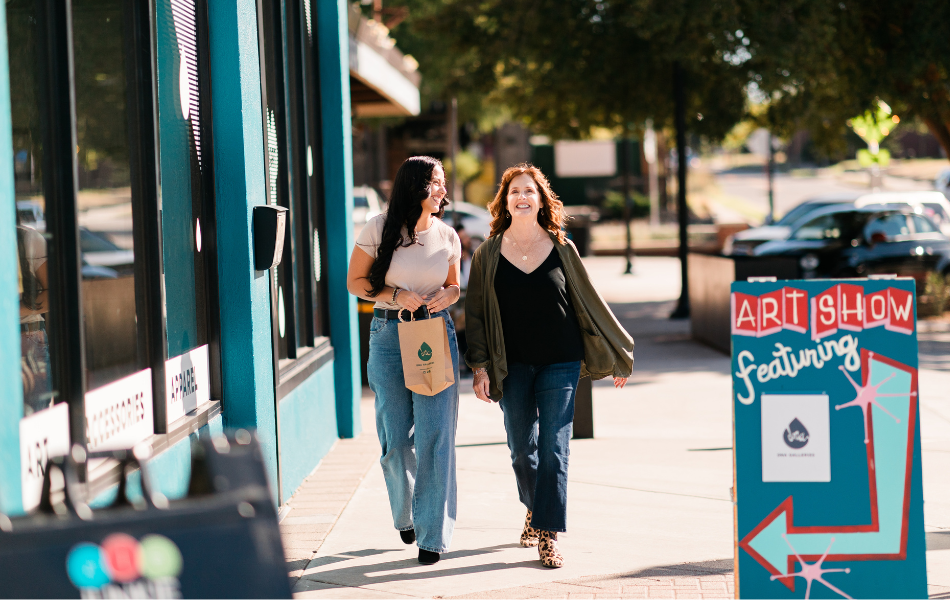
[[0, 0, 389, 514]]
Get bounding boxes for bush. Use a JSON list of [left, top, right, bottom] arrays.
[[602, 190, 650, 220], [920, 272, 950, 317]]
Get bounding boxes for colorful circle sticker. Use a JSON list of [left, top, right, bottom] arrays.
[[101, 533, 142, 583], [66, 543, 110, 589], [140, 534, 183, 580]]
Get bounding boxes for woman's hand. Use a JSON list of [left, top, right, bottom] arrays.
[[426, 285, 459, 313], [613, 377, 627, 389], [395, 289, 426, 312], [473, 369, 492, 403]]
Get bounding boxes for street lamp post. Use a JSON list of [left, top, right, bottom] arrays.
[[622, 132, 634, 275], [671, 62, 690, 319]]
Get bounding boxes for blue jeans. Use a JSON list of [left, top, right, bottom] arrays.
[[499, 361, 581, 533], [367, 310, 460, 553]]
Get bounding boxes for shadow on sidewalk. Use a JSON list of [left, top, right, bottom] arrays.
[[296, 543, 549, 590]]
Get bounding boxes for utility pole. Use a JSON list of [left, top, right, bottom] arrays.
[[644, 119, 660, 228], [448, 97, 459, 227], [621, 131, 634, 274], [670, 62, 690, 320]]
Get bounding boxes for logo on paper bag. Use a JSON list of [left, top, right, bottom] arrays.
[[418, 342, 433, 362], [783, 418, 810, 449], [66, 533, 183, 598]]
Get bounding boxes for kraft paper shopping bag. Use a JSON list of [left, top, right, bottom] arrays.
[[397, 316, 454, 396]]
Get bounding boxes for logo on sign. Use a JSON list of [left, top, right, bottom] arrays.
[[784, 418, 810, 449], [66, 533, 183, 599]]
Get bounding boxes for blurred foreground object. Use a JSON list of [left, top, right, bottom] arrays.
[[0, 432, 291, 599]]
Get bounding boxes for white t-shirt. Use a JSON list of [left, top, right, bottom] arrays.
[[355, 213, 461, 310]]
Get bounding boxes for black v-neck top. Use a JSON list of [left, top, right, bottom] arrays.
[[494, 247, 585, 365]]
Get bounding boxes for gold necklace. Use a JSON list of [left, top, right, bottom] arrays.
[[508, 226, 541, 262]]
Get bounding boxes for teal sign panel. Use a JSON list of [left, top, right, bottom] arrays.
[[732, 278, 926, 599]]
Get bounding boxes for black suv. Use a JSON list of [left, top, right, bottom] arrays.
[[753, 205, 950, 289]]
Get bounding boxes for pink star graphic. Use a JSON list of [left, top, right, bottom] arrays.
[[836, 358, 913, 443], [770, 534, 852, 600]]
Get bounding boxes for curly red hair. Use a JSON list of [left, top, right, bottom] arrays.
[[488, 163, 568, 244]]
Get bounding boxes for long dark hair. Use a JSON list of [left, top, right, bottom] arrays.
[[16, 210, 43, 311], [364, 156, 447, 296]]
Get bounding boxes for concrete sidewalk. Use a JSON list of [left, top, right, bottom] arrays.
[[280, 257, 950, 599]]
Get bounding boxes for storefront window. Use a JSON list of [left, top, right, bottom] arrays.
[[72, 0, 146, 390], [259, 0, 327, 368], [9, 0, 57, 417]]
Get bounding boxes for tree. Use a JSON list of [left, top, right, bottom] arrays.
[[738, 0, 950, 161], [384, 0, 752, 317]]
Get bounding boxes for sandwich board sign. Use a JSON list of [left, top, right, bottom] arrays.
[[731, 277, 927, 599]]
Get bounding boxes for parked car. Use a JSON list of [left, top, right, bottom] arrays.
[[853, 191, 950, 236], [440, 200, 492, 242], [725, 195, 858, 256], [752, 205, 950, 290], [353, 185, 384, 224], [80, 227, 134, 273]]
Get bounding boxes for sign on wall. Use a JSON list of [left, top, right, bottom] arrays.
[[164, 344, 210, 426], [85, 369, 154, 452], [19, 402, 70, 511], [732, 278, 927, 599]]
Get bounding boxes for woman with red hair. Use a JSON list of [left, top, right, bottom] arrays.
[[464, 163, 633, 568]]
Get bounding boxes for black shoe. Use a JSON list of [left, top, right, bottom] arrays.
[[399, 529, 415, 544], [418, 549, 440, 564]]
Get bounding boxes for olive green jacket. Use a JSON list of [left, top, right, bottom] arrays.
[[464, 233, 634, 400]]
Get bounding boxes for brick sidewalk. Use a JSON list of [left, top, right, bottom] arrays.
[[280, 427, 380, 589]]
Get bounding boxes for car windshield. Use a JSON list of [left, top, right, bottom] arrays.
[[792, 212, 863, 241], [776, 202, 834, 226], [79, 228, 122, 253], [863, 213, 910, 240], [354, 195, 369, 208]]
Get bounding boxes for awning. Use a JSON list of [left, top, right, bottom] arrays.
[[348, 12, 421, 118]]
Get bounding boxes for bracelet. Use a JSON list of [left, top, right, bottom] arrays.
[[474, 368, 487, 375], [391, 287, 399, 303]]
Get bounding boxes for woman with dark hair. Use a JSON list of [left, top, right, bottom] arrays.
[[464, 163, 634, 568], [18, 216, 52, 416], [346, 156, 462, 565]]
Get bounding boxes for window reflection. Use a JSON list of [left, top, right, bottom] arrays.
[[9, 0, 56, 417], [73, 0, 144, 390]]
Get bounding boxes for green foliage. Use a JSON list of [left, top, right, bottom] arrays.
[[737, 0, 950, 160], [602, 190, 650, 220], [924, 272, 950, 315], [384, 0, 748, 141]]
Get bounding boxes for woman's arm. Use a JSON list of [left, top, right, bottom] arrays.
[[463, 249, 494, 402], [426, 261, 461, 313], [345, 246, 426, 311], [19, 261, 49, 318]]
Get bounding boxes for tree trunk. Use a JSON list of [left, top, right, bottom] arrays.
[[922, 117, 950, 163]]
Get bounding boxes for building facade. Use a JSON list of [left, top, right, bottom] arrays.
[[0, 0, 416, 515]]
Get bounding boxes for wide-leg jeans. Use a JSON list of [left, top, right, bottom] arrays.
[[367, 309, 460, 553], [499, 361, 581, 533]]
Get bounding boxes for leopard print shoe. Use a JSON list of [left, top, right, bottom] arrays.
[[520, 510, 539, 547], [538, 530, 564, 568]]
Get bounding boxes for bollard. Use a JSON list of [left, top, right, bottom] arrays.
[[572, 376, 594, 439]]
